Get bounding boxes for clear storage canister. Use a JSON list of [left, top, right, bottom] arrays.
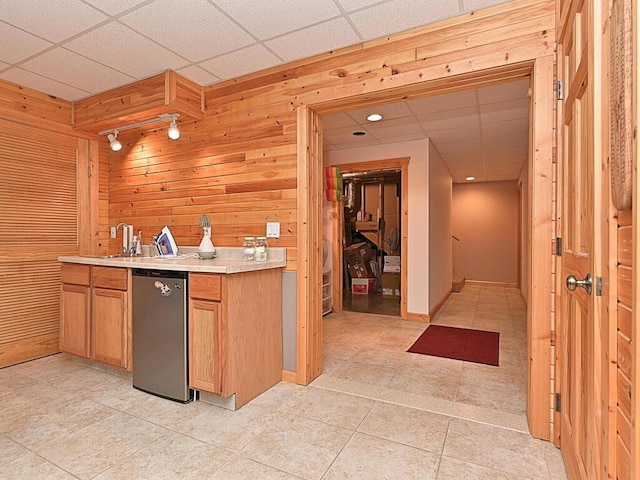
[[255, 236, 268, 262], [242, 237, 256, 261]]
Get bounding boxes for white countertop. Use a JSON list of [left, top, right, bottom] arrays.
[[58, 247, 286, 274]]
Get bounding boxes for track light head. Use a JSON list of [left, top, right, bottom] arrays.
[[167, 115, 180, 140], [107, 132, 122, 152]]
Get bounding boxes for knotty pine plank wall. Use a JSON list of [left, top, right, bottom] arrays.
[[107, 0, 555, 275]]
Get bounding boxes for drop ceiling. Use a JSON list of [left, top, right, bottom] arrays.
[[0, 0, 525, 182]]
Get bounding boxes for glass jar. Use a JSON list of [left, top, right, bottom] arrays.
[[255, 236, 268, 262], [242, 237, 256, 261]]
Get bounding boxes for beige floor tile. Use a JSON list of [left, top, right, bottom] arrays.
[[4, 398, 116, 451], [35, 411, 168, 479], [93, 432, 231, 480], [331, 361, 398, 388], [174, 401, 279, 453], [286, 387, 375, 429], [206, 456, 301, 479], [443, 419, 550, 479], [0, 451, 77, 479], [323, 432, 440, 480], [387, 367, 460, 401], [0, 434, 28, 467], [357, 402, 450, 454], [240, 414, 353, 479], [455, 376, 526, 415], [82, 375, 153, 411], [437, 456, 528, 479]]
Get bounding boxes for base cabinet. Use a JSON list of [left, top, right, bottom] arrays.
[[188, 269, 282, 408], [189, 299, 223, 394], [60, 263, 131, 371], [60, 278, 90, 358]]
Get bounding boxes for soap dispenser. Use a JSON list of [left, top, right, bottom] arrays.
[[198, 215, 216, 259]]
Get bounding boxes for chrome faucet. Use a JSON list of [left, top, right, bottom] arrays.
[[115, 223, 130, 255]]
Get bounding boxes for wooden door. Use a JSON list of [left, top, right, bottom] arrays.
[[60, 283, 90, 358], [188, 299, 223, 395], [557, 0, 598, 478], [91, 288, 128, 368]]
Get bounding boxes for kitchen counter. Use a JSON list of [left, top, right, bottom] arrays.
[[58, 246, 286, 274]]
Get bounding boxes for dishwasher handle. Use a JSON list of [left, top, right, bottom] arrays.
[[133, 269, 188, 280]]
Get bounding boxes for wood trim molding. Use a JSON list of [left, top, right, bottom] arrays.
[[406, 312, 430, 323], [281, 370, 297, 383], [429, 289, 453, 319]]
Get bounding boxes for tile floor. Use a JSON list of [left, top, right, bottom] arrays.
[[0, 284, 567, 479]]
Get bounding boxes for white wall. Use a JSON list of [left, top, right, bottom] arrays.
[[428, 143, 453, 310], [325, 138, 430, 315]]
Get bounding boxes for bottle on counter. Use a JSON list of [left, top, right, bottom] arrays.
[[255, 236, 268, 262], [242, 237, 256, 261]]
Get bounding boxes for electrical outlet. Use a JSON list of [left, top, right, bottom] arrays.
[[110, 227, 116, 238], [266, 222, 280, 238]]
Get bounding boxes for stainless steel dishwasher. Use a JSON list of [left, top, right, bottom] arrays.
[[132, 269, 193, 402]]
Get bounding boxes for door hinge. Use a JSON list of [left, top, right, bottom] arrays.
[[555, 237, 562, 256], [555, 393, 561, 412], [556, 80, 564, 100], [595, 276, 603, 296]]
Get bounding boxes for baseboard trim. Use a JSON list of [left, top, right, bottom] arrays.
[[281, 370, 297, 383], [429, 288, 453, 319], [465, 280, 518, 289], [406, 312, 430, 323]]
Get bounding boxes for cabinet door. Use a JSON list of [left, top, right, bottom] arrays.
[[60, 283, 90, 357], [189, 299, 222, 394], [91, 288, 128, 368]]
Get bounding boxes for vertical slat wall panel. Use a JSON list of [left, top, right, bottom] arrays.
[[0, 118, 78, 366]]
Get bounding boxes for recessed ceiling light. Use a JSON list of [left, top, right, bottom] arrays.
[[352, 131, 367, 136], [466, 176, 476, 181], [366, 113, 383, 122]]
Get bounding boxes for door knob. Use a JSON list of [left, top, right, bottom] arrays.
[[566, 273, 593, 295]]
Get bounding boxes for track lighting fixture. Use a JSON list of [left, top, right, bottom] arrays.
[[107, 131, 122, 152], [167, 114, 180, 140], [99, 113, 181, 152]]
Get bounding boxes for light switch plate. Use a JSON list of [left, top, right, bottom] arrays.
[[266, 222, 280, 238]]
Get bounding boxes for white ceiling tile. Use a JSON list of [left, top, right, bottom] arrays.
[[212, 0, 341, 40], [349, 0, 461, 40], [347, 102, 413, 123], [265, 18, 360, 62], [20, 48, 133, 94], [0, 61, 9, 69], [324, 128, 372, 145], [176, 65, 220, 86], [365, 117, 425, 140], [120, 0, 254, 62], [335, 0, 383, 12], [436, 139, 482, 155], [480, 98, 529, 123], [199, 44, 281, 80], [82, 0, 149, 15], [428, 125, 481, 144], [0, 22, 52, 64], [418, 106, 479, 131], [482, 118, 528, 138], [477, 78, 530, 104], [65, 23, 189, 78], [0, 0, 107, 42], [462, 0, 511, 12], [0, 67, 90, 100], [331, 137, 381, 149], [408, 90, 477, 114], [323, 113, 358, 129]]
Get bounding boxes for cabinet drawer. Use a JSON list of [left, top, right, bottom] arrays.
[[61, 263, 91, 286], [189, 273, 221, 301], [92, 266, 128, 291]]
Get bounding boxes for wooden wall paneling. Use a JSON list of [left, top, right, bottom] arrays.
[[73, 70, 204, 134], [0, 78, 71, 125]]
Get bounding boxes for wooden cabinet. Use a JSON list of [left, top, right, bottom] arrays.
[[189, 299, 223, 394], [188, 269, 282, 408], [59, 263, 131, 370], [60, 264, 90, 357], [91, 267, 130, 369]]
